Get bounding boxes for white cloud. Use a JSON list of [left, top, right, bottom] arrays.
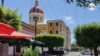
[[64, 16, 74, 24]]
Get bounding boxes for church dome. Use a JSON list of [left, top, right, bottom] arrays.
[[29, 6, 44, 14], [29, 0, 44, 14]]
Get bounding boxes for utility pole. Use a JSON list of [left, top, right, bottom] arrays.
[[1, 0, 4, 6]]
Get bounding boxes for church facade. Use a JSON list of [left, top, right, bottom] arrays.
[[28, 0, 71, 50]]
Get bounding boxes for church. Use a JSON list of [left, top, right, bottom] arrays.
[[27, 0, 71, 50]]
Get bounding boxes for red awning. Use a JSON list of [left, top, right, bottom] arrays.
[[0, 34, 9, 37], [0, 34, 13, 38], [0, 22, 15, 35], [0, 22, 34, 39], [11, 31, 33, 39], [0, 33, 33, 39]]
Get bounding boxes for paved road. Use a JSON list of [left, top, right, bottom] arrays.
[[41, 52, 99, 56], [65, 52, 100, 56], [65, 52, 80, 56]]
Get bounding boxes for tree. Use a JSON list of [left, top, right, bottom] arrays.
[[66, 0, 100, 7], [35, 34, 64, 51], [74, 22, 100, 56], [0, 6, 23, 48], [0, 6, 22, 31]]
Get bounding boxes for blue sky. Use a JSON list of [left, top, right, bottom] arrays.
[[2, 0, 100, 43]]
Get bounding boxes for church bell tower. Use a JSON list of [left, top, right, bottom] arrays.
[[29, 0, 44, 26]]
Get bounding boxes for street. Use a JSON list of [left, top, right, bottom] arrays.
[[41, 52, 100, 56], [65, 52, 100, 56], [65, 52, 80, 56]]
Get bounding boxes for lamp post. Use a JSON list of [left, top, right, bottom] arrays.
[[32, 17, 38, 50], [33, 17, 38, 38]]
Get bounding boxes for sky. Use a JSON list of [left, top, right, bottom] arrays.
[[1, 0, 100, 43]]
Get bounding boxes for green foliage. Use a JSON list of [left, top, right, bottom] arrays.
[[0, 6, 22, 31], [35, 34, 64, 47], [0, 6, 22, 47], [74, 22, 100, 47], [66, 0, 100, 7], [66, 0, 73, 4], [71, 43, 78, 48], [71, 47, 80, 51], [74, 22, 100, 56], [71, 43, 81, 51], [22, 47, 39, 56]]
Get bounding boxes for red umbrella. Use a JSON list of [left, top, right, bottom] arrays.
[[0, 32, 33, 39], [0, 22, 34, 56], [0, 22, 33, 39], [0, 22, 15, 35], [0, 34, 10, 37], [11, 31, 33, 39]]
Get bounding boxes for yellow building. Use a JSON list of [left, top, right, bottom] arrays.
[[29, 0, 71, 50], [47, 20, 71, 49], [37, 23, 47, 34]]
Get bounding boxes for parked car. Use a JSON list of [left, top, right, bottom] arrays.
[[81, 50, 94, 55]]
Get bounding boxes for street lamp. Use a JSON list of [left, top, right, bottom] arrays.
[[32, 17, 45, 55], [33, 17, 38, 38], [32, 16, 38, 50]]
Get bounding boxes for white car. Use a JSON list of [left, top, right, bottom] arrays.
[[81, 50, 94, 55]]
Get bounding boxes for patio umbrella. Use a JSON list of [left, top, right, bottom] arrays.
[[0, 34, 9, 37], [0, 31, 33, 39], [27, 39, 45, 47], [0, 22, 15, 35], [0, 22, 33, 38], [10, 31, 33, 56], [0, 22, 34, 56], [11, 31, 33, 39]]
